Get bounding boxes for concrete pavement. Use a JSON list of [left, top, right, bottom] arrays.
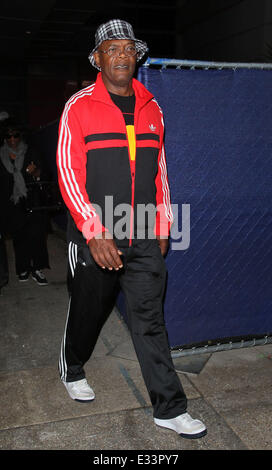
[[0, 231, 271, 451]]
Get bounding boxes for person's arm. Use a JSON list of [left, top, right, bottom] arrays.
[[57, 103, 106, 242], [154, 114, 173, 256], [57, 101, 122, 270]]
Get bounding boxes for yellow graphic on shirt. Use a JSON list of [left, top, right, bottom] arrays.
[[126, 125, 136, 161]]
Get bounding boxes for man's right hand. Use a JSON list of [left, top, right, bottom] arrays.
[[88, 231, 123, 271]]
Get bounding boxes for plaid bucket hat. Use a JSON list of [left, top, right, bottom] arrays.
[[88, 19, 148, 70]]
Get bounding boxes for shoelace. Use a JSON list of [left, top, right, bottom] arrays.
[[180, 413, 203, 427], [71, 379, 91, 391], [80, 379, 92, 391], [180, 413, 193, 423]]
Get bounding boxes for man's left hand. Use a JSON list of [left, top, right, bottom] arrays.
[[156, 236, 169, 257]]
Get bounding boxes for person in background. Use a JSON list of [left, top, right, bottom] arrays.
[[0, 125, 49, 285], [0, 230, 8, 295], [57, 19, 207, 439]]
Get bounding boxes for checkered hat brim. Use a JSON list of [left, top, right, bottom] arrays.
[[88, 19, 148, 69]]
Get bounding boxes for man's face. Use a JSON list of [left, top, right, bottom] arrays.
[[93, 39, 137, 93]]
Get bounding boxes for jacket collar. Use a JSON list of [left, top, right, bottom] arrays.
[[91, 72, 154, 108]]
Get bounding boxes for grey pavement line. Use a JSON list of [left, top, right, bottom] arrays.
[[99, 335, 134, 359], [184, 381, 250, 450], [0, 404, 154, 434], [100, 335, 115, 355], [117, 363, 152, 416], [100, 333, 151, 414], [0, 282, 66, 292], [182, 366, 210, 397], [178, 369, 249, 448], [206, 399, 249, 450], [107, 353, 137, 363]]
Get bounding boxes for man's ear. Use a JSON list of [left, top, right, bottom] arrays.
[[93, 52, 100, 69]]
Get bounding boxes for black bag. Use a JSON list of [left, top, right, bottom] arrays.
[[26, 181, 64, 212]]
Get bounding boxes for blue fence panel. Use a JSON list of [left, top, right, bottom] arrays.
[[136, 65, 272, 348]]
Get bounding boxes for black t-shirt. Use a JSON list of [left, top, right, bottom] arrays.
[[109, 92, 135, 125], [109, 92, 136, 163]]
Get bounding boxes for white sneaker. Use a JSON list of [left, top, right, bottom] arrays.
[[154, 412, 207, 439], [62, 378, 95, 402]]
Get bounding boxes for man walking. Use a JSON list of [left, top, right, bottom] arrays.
[[57, 19, 206, 439]]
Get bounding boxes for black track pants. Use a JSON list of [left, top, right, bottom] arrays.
[[59, 239, 187, 419]]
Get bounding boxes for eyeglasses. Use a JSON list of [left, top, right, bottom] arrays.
[[6, 133, 20, 139], [99, 44, 138, 58]]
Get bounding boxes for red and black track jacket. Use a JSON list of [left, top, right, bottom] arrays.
[[57, 72, 173, 248]]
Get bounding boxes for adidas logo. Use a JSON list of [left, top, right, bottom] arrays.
[[149, 124, 156, 132]]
